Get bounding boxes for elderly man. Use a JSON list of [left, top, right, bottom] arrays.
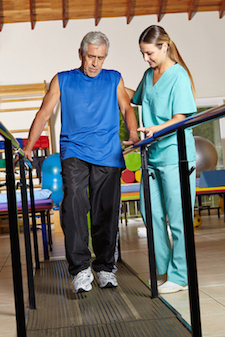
[[20, 31, 139, 293]]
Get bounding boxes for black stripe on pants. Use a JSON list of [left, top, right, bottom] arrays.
[[61, 157, 121, 276]]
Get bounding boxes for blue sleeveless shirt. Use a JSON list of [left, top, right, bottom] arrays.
[[58, 68, 125, 168]]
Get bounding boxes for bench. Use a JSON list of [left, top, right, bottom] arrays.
[[0, 198, 53, 259], [121, 183, 140, 225]]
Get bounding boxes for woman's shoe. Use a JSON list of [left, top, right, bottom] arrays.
[[149, 273, 167, 287], [158, 281, 188, 294]]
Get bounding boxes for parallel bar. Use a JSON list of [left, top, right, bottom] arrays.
[[0, 121, 32, 168], [177, 129, 202, 337], [29, 167, 40, 270], [141, 145, 158, 298], [125, 105, 225, 336], [19, 157, 36, 309], [41, 211, 49, 260], [5, 139, 27, 337], [133, 104, 225, 149], [0, 122, 21, 149], [46, 209, 52, 250]]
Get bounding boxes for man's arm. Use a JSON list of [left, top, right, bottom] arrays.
[[125, 87, 135, 102], [117, 77, 139, 146], [20, 75, 60, 162]]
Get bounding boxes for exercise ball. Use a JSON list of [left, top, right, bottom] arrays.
[[135, 169, 142, 183], [121, 169, 135, 184], [41, 153, 63, 206], [125, 152, 141, 172], [194, 136, 218, 178], [193, 215, 202, 228]]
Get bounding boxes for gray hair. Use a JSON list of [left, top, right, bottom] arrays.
[[80, 31, 110, 56]]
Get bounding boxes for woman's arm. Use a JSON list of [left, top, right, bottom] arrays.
[[138, 114, 185, 138]]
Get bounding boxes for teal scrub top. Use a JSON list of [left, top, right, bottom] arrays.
[[133, 63, 197, 166]]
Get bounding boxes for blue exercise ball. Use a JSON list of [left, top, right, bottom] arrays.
[[41, 153, 63, 206]]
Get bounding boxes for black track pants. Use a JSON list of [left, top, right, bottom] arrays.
[[61, 157, 121, 276]]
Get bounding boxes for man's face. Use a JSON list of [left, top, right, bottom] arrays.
[[79, 43, 107, 78]]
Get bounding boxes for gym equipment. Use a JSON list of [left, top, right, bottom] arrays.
[[194, 136, 218, 178], [199, 169, 225, 188], [124, 152, 141, 172], [121, 169, 135, 183], [41, 153, 63, 207], [193, 215, 202, 228]]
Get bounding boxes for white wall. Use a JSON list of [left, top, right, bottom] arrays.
[[0, 12, 225, 151]]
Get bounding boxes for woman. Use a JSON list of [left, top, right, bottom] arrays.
[[127, 25, 196, 294]]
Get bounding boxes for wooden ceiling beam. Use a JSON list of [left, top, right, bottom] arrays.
[[0, 0, 224, 28], [0, 0, 2, 32], [126, 0, 132, 24], [62, 0, 68, 28], [219, 0, 225, 18], [188, 0, 195, 20], [29, 0, 35, 29], [95, 0, 100, 26], [157, 0, 163, 22]]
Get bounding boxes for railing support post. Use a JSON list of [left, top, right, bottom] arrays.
[[141, 145, 158, 298], [29, 167, 40, 270], [177, 129, 202, 337], [5, 139, 27, 337], [19, 156, 36, 309]]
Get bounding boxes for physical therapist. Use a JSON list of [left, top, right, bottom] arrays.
[[126, 25, 196, 293]]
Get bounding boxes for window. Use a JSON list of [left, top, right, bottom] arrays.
[[194, 100, 225, 210], [193, 107, 224, 171]]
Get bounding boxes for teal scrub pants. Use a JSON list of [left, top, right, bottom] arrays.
[[140, 161, 196, 286]]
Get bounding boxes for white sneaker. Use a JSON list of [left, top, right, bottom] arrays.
[[97, 271, 118, 288], [149, 273, 167, 287], [158, 281, 188, 294], [72, 267, 94, 294]]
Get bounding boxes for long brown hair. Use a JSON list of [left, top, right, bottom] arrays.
[[139, 25, 195, 97]]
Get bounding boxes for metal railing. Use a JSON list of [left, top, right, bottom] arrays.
[[1, 103, 225, 337], [128, 103, 225, 337], [0, 122, 40, 337]]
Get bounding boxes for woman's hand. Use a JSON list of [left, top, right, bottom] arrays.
[[137, 125, 160, 138], [137, 114, 185, 137], [138, 114, 186, 138]]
